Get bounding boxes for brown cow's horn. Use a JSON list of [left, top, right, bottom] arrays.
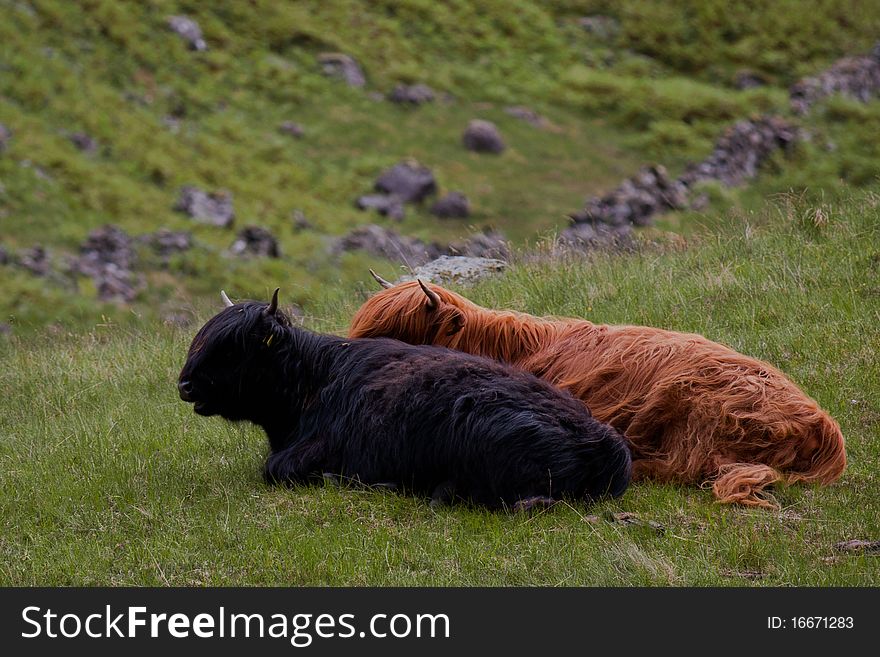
[[369, 269, 394, 289], [220, 290, 234, 307], [266, 287, 280, 316], [418, 279, 440, 310]]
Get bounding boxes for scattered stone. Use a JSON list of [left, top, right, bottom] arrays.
[[398, 255, 507, 286], [569, 165, 688, 228], [388, 83, 436, 105], [577, 15, 620, 39], [75, 225, 140, 302], [174, 186, 234, 227], [278, 121, 305, 138], [450, 230, 510, 260], [834, 539, 880, 554], [18, 246, 50, 276], [68, 132, 98, 154], [229, 226, 280, 258], [559, 222, 635, 252], [568, 116, 797, 235], [141, 228, 193, 260], [0, 322, 11, 336], [332, 224, 443, 267], [429, 192, 470, 219], [374, 161, 437, 203], [318, 53, 366, 87], [167, 15, 207, 52], [356, 194, 406, 221], [291, 209, 313, 231], [790, 43, 880, 114], [733, 69, 766, 90], [462, 119, 506, 154], [0, 123, 11, 152], [504, 105, 551, 128], [679, 116, 797, 188]]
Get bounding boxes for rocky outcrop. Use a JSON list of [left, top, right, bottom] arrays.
[[429, 192, 470, 219], [318, 53, 366, 87], [75, 225, 140, 302], [174, 186, 235, 227], [229, 226, 280, 258], [397, 255, 507, 285], [356, 161, 437, 221], [167, 16, 207, 51], [463, 119, 505, 154], [679, 116, 797, 187], [568, 165, 688, 228], [566, 116, 798, 242], [449, 230, 509, 260], [388, 83, 436, 105], [790, 43, 880, 114], [332, 225, 444, 267]]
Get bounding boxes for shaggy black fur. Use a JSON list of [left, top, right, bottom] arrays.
[[178, 297, 632, 509]]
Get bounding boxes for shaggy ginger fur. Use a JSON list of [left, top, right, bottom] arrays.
[[348, 280, 846, 508]]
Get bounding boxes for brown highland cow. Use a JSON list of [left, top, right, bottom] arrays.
[[348, 273, 846, 508]]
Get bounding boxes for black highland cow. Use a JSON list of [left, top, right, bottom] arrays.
[[178, 289, 632, 509]]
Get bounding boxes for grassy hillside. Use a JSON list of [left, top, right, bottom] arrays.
[[2, 1, 880, 333], [1, 193, 878, 586]]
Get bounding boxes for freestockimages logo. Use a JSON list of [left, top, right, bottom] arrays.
[[20, 606, 451, 647]]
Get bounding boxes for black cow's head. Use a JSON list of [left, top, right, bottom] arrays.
[[178, 288, 289, 421]]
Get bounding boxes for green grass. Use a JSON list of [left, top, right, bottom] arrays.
[[2, 193, 878, 586], [3, 1, 880, 333]]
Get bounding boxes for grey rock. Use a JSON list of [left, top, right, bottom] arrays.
[[398, 255, 507, 286], [388, 83, 436, 105], [69, 132, 98, 153], [167, 15, 207, 51], [374, 161, 437, 203], [75, 225, 140, 302], [356, 194, 406, 221], [733, 70, 766, 90], [142, 229, 193, 260], [429, 192, 470, 219], [504, 105, 550, 128], [18, 246, 50, 276], [790, 43, 880, 114], [679, 116, 797, 188], [463, 119, 505, 154], [449, 230, 509, 260], [174, 186, 235, 227], [229, 226, 280, 258], [332, 224, 443, 267], [0, 245, 9, 265], [278, 121, 305, 138], [318, 52, 366, 87], [559, 222, 635, 252]]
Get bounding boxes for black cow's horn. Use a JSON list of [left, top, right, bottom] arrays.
[[369, 269, 394, 289], [266, 287, 280, 316], [220, 290, 234, 307], [418, 279, 440, 310]]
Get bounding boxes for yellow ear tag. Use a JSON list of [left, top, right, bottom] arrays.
[[265, 334, 274, 346]]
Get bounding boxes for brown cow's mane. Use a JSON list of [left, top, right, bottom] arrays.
[[349, 280, 847, 508]]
